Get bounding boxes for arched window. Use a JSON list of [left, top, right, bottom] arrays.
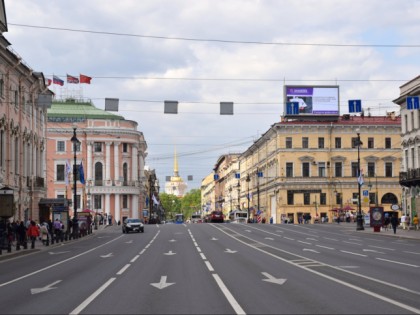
[[123, 163, 128, 185], [381, 193, 398, 204], [95, 162, 103, 186]]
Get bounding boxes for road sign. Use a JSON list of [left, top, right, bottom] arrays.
[[348, 100, 362, 113], [286, 102, 299, 115], [362, 190, 369, 197], [407, 96, 420, 110]]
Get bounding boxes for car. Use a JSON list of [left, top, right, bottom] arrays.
[[210, 211, 224, 223], [122, 218, 144, 233]]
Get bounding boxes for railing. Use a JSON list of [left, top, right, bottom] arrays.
[[399, 169, 420, 186]]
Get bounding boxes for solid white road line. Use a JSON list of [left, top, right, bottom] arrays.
[[212, 274, 245, 315], [376, 258, 420, 268]]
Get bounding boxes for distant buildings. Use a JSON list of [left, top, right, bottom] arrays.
[[164, 148, 187, 197]]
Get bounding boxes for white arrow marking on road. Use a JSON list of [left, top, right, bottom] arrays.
[[363, 249, 385, 254], [100, 253, 113, 258], [225, 249, 237, 253], [31, 280, 62, 295], [169, 239, 177, 242], [150, 276, 175, 289], [48, 251, 70, 255], [303, 248, 320, 253], [211, 237, 218, 241], [125, 240, 133, 244], [164, 251, 176, 255], [261, 272, 287, 285], [265, 237, 274, 240]]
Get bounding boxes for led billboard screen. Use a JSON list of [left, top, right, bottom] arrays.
[[284, 85, 339, 115]]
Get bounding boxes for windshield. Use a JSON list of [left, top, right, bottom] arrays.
[[127, 219, 141, 223]]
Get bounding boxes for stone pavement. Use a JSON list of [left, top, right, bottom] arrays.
[[0, 224, 110, 262], [358, 225, 420, 240]]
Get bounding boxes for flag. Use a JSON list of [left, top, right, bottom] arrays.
[[358, 169, 364, 186], [53, 75, 64, 86], [65, 160, 71, 185], [67, 74, 79, 84], [152, 194, 160, 205], [80, 74, 92, 84], [46, 79, 52, 86], [79, 161, 85, 185]]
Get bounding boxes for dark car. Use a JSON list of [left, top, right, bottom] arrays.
[[122, 218, 144, 233], [210, 211, 224, 223]]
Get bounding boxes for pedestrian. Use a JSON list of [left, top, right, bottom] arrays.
[[406, 214, 411, 231], [53, 218, 62, 242], [16, 221, 27, 249], [26, 220, 40, 249], [390, 213, 398, 234], [413, 215, 419, 231], [401, 214, 407, 230], [40, 222, 49, 245], [383, 216, 390, 231]]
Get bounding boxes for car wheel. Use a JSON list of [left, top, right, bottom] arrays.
[[122, 228, 125, 233]]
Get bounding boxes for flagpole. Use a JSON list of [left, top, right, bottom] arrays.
[[356, 130, 364, 231]]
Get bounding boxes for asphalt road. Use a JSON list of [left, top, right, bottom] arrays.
[[0, 223, 419, 314]]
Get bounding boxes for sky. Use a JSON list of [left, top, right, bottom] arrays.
[[4, 0, 420, 191]]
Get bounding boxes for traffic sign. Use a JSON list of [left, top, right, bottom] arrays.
[[348, 100, 362, 113], [286, 102, 299, 115], [362, 190, 369, 197], [407, 96, 420, 110]]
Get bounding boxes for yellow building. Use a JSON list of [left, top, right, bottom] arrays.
[[239, 115, 402, 224]]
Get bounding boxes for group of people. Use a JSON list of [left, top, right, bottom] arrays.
[[382, 213, 419, 234]]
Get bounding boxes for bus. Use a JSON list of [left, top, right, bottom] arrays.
[[175, 213, 184, 224], [229, 210, 248, 223]]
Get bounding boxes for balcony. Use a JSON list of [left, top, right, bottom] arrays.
[[399, 169, 420, 187]]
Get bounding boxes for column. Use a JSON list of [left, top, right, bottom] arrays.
[[132, 195, 139, 219], [87, 141, 93, 181], [114, 142, 120, 182], [105, 194, 110, 224], [105, 142, 111, 181], [131, 144, 138, 181], [114, 193, 121, 224]]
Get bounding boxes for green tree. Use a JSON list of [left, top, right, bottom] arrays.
[[181, 189, 202, 220], [159, 193, 181, 220]]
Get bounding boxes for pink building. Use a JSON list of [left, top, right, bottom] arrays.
[[46, 98, 148, 224]]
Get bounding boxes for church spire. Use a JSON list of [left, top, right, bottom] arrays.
[[173, 146, 179, 177]]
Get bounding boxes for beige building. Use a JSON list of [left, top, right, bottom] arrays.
[[46, 98, 147, 223], [395, 75, 420, 220], [205, 115, 402, 224], [164, 148, 187, 197], [239, 115, 402, 223], [0, 2, 52, 222]]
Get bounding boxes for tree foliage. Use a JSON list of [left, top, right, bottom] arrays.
[[159, 189, 201, 221]]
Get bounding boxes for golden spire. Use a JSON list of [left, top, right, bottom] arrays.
[[173, 146, 179, 177]]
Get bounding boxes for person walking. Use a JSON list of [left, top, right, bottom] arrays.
[[413, 215, 419, 231], [401, 214, 407, 230], [26, 220, 40, 249], [390, 213, 399, 234], [16, 221, 27, 249]]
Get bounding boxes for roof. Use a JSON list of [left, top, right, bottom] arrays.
[[47, 98, 124, 121], [279, 115, 400, 126]]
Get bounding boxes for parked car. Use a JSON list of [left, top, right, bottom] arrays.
[[122, 218, 144, 233], [210, 211, 224, 223]]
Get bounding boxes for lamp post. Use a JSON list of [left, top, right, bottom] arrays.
[[237, 181, 240, 209], [155, 180, 160, 222], [148, 175, 154, 224], [71, 127, 80, 239], [356, 131, 364, 231], [228, 186, 232, 212], [246, 174, 250, 222]]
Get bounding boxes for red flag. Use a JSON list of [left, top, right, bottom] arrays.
[[67, 74, 79, 84], [46, 79, 52, 86], [80, 74, 92, 84]]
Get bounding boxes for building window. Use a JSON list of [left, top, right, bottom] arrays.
[[302, 162, 310, 177], [351, 137, 358, 148], [335, 162, 343, 177], [122, 195, 128, 208], [318, 162, 326, 177], [0, 130, 3, 167], [286, 137, 292, 149], [287, 191, 294, 205], [385, 137, 391, 149], [94, 195, 102, 210], [318, 137, 324, 149], [56, 164, 65, 181], [367, 162, 375, 177], [0, 79, 4, 98], [369, 192, 376, 205], [57, 141, 65, 152], [286, 163, 293, 177], [76, 195, 81, 209], [351, 162, 358, 177], [57, 194, 65, 199], [385, 162, 393, 177], [15, 138, 19, 174], [352, 192, 359, 205], [304, 192, 310, 205], [335, 137, 341, 149], [94, 142, 102, 152], [123, 143, 128, 153], [14, 90, 18, 109], [95, 162, 103, 185], [368, 137, 374, 149], [302, 137, 308, 149], [320, 193, 326, 205], [335, 192, 342, 205], [123, 163, 128, 185]]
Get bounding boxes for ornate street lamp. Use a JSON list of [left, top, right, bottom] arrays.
[[356, 130, 364, 231], [71, 127, 80, 239]]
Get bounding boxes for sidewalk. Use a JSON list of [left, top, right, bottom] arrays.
[[359, 225, 420, 240], [0, 224, 109, 262]]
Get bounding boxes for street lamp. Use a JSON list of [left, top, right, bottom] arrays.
[[237, 181, 240, 209], [71, 127, 80, 239], [356, 130, 364, 231], [246, 174, 250, 222], [228, 186, 232, 212]]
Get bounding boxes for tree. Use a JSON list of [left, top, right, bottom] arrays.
[[159, 193, 181, 220], [181, 189, 201, 219]]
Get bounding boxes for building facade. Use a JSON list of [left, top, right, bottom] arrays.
[[0, 1, 52, 222], [164, 148, 187, 197], [396, 75, 420, 220], [46, 98, 147, 224]]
